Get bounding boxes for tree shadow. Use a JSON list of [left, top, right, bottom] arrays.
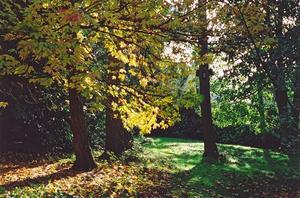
[[0, 161, 54, 175], [0, 152, 72, 175], [176, 144, 299, 197], [0, 167, 80, 190]]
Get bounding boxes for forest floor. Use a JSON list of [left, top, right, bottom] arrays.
[[0, 137, 299, 197]]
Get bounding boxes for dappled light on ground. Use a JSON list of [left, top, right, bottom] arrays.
[[1, 138, 299, 197], [144, 137, 300, 197], [0, 152, 174, 197]]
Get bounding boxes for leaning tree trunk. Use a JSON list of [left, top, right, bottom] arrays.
[[197, 0, 219, 160], [69, 88, 96, 171]]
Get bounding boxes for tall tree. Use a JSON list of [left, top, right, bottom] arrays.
[[197, 0, 219, 159], [1, 0, 197, 167]]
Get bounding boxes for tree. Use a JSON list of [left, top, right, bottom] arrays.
[[210, 0, 299, 145], [1, 0, 198, 167], [197, 0, 219, 159]]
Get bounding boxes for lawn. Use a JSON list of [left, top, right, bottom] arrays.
[[144, 137, 300, 197], [0, 137, 299, 197]]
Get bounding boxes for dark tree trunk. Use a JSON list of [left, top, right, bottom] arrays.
[[273, 1, 290, 143], [102, 57, 132, 157], [198, 65, 219, 159], [197, 0, 219, 160], [292, 19, 300, 130], [104, 103, 132, 156], [274, 82, 289, 142], [69, 88, 96, 171]]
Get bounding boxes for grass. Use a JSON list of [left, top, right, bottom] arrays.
[[143, 137, 300, 197], [0, 137, 299, 197]]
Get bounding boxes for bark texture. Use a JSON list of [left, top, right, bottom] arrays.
[[104, 104, 132, 156], [69, 88, 96, 171], [103, 57, 132, 157], [273, 1, 289, 143], [198, 0, 219, 160]]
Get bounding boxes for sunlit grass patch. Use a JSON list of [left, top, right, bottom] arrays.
[[142, 137, 300, 197]]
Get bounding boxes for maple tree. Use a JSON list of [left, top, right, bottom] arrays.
[[0, 0, 199, 169]]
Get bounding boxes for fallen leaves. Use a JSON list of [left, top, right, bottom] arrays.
[[0, 153, 175, 197]]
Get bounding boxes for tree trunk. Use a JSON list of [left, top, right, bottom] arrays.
[[198, 65, 219, 159], [274, 80, 289, 143], [273, 1, 290, 143], [69, 88, 96, 171], [197, 0, 219, 160], [104, 103, 132, 156], [103, 57, 132, 157], [292, 18, 300, 130]]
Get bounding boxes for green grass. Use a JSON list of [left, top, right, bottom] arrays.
[[143, 137, 300, 197]]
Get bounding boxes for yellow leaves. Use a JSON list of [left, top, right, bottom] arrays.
[[123, 105, 162, 134], [193, 53, 215, 66], [119, 41, 127, 48], [129, 69, 137, 76], [129, 54, 138, 67], [42, 3, 50, 9], [118, 73, 126, 81], [0, 55, 20, 74], [0, 102, 8, 108], [29, 78, 54, 87], [139, 78, 148, 87], [117, 68, 127, 81], [77, 30, 85, 42], [85, 76, 92, 84], [111, 102, 118, 110], [74, 45, 86, 62], [14, 65, 31, 75], [90, 32, 100, 42], [119, 68, 126, 73], [0, 0, 189, 133]]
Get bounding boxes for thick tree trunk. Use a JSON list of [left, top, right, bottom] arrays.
[[198, 65, 219, 159], [103, 57, 132, 157], [69, 88, 96, 171], [104, 103, 132, 156], [197, 0, 219, 160]]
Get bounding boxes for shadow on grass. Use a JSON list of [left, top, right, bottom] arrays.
[[145, 137, 300, 197], [0, 167, 80, 190]]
